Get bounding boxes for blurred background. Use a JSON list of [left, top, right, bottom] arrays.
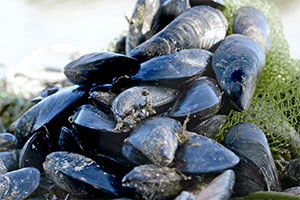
[[0, 0, 299, 88]]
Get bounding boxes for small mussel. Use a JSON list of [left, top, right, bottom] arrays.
[[64, 52, 140, 86], [176, 169, 235, 200], [9, 85, 86, 148], [0, 150, 19, 175], [0, 132, 16, 152], [133, 49, 212, 89], [128, 5, 228, 62], [169, 76, 222, 120], [212, 34, 265, 111], [19, 131, 52, 171], [175, 134, 239, 175], [0, 167, 40, 200], [233, 6, 270, 53], [122, 164, 187, 199], [43, 151, 123, 198], [190, 0, 225, 9], [124, 117, 181, 166], [224, 122, 280, 197], [112, 86, 178, 130], [71, 104, 129, 157]]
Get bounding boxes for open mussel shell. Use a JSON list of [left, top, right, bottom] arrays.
[[176, 169, 235, 200], [43, 151, 123, 198], [189, 115, 227, 139], [224, 122, 280, 197], [112, 86, 178, 128], [0, 167, 40, 200], [190, 0, 225, 9], [9, 85, 86, 148], [126, 117, 181, 166], [0, 150, 19, 175], [19, 131, 52, 172], [128, 5, 228, 62], [71, 104, 129, 158], [0, 132, 16, 152], [175, 134, 239, 175], [169, 76, 222, 120], [133, 49, 212, 89], [64, 52, 140, 86], [212, 34, 265, 111], [122, 164, 186, 199], [233, 6, 270, 53]]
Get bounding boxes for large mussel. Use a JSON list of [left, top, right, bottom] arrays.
[[224, 122, 280, 197], [212, 34, 265, 111], [128, 5, 228, 62]]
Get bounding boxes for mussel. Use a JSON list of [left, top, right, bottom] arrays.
[[212, 34, 265, 111], [0, 133, 16, 152], [224, 122, 280, 197], [233, 6, 270, 53], [128, 5, 228, 62]]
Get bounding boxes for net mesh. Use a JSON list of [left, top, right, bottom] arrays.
[[215, 0, 300, 164]]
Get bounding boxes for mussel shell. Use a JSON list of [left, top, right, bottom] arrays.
[[112, 86, 178, 122], [43, 151, 123, 197], [125, 0, 162, 53], [0, 167, 40, 200], [71, 104, 129, 157], [0, 150, 19, 175], [122, 142, 152, 166], [133, 49, 212, 88], [189, 115, 227, 139], [57, 126, 85, 154], [0, 133, 16, 152], [127, 117, 181, 166], [193, 169, 235, 200], [284, 158, 300, 187], [190, 0, 225, 9], [64, 52, 140, 86], [89, 87, 117, 114], [212, 34, 265, 111], [233, 6, 270, 53], [283, 186, 300, 195], [224, 122, 280, 197], [19, 131, 52, 172], [175, 134, 239, 175], [169, 76, 222, 120], [9, 85, 86, 148], [128, 5, 228, 62], [122, 164, 184, 199], [161, 0, 190, 20]]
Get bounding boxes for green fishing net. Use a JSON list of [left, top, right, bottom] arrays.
[[216, 0, 300, 168]]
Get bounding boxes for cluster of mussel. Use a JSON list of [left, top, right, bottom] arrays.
[[1, 0, 300, 199]]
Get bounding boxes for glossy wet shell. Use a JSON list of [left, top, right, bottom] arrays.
[[64, 52, 140, 86], [193, 169, 235, 200], [19, 131, 52, 171], [0, 167, 40, 200], [0, 133, 16, 152], [175, 134, 239, 174], [134, 49, 212, 83], [127, 117, 181, 166], [10, 85, 85, 148], [57, 126, 85, 154], [212, 34, 265, 111], [128, 5, 228, 62], [233, 6, 270, 53], [43, 151, 122, 197], [122, 164, 184, 199], [224, 122, 280, 197], [122, 142, 151, 166], [112, 86, 178, 121], [161, 0, 190, 19], [71, 104, 129, 157], [0, 150, 19, 175], [169, 76, 222, 119]]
